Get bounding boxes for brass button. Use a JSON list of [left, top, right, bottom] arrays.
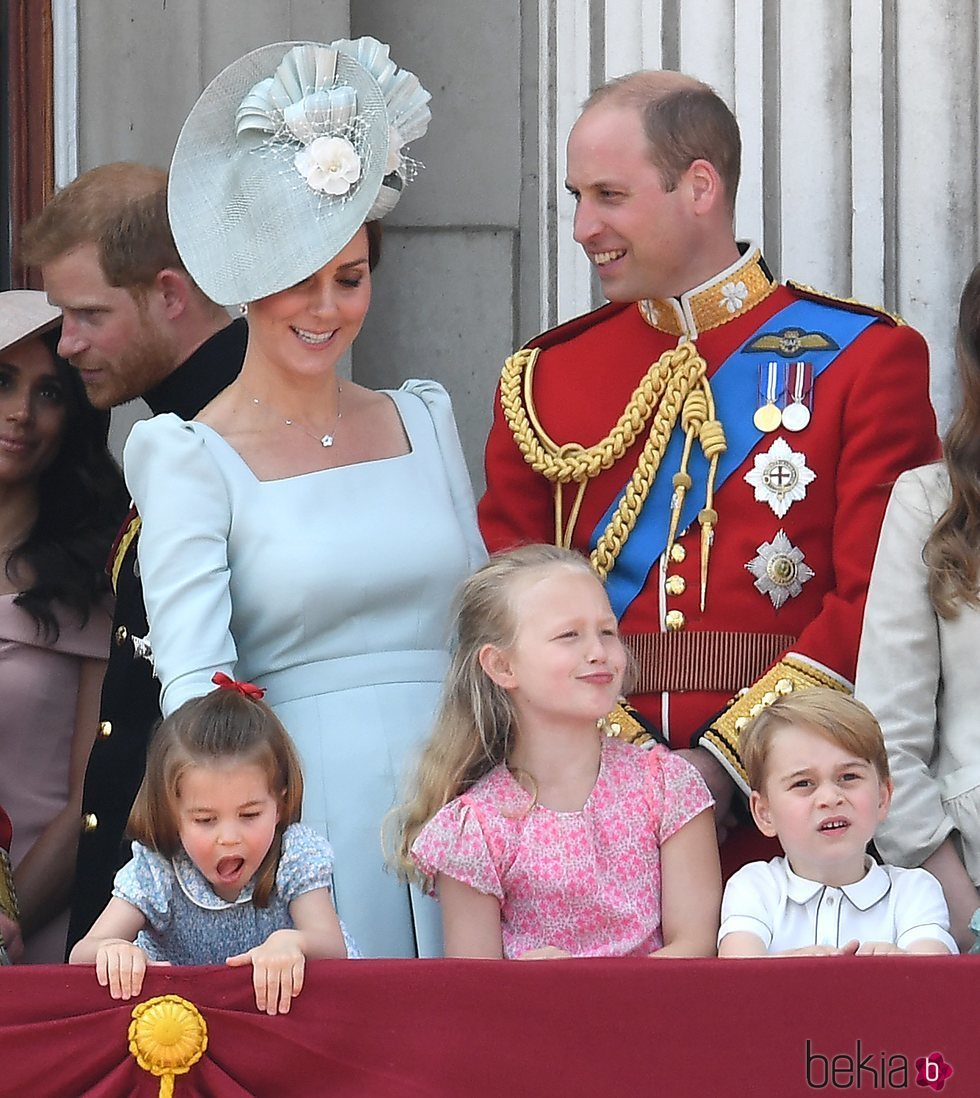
[[664, 609, 686, 631], [81, 813, 98, 833], [669, 543, 686, 563], [665, 574, 686, 597], [98, 720, 112, 739], [114, 625, 128, 646]]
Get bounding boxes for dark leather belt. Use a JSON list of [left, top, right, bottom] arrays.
[[622, 631, 797, 695]]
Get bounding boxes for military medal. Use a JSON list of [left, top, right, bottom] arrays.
[[746, 530, 815, 609], [781, 360, 812, 432], [753, 361, 782, 432], [744, 437, 816, 518]]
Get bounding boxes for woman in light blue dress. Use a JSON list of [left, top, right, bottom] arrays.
[[124, 39, 485, 956]]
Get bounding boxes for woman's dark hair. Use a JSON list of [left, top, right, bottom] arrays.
[[366, 219, 383, 271], [924, 263, 980, 617], [7, 328, 128, 639]]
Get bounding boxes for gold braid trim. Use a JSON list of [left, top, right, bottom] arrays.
[[599, 700, 659, 749], [499, 346, 673, 483], [701, 655, 852, 794], [785, 280, 906, 327], [111, 515, 141, 593], [500, 342, 726, 581]]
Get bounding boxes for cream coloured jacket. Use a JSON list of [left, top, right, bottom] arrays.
[[856, 462, 980, 883]]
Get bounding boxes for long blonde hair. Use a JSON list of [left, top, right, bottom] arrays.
[[924, 262, 980, 618], [389, 545, 598, 882]]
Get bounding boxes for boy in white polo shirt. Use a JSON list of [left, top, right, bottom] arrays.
[[718, 688, 956, 956]]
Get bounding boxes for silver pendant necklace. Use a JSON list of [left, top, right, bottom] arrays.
[[244, 383, 343, 447]]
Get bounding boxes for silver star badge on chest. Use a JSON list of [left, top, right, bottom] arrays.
[[746, 529, 815, 609], [744, 437, 816, 519]]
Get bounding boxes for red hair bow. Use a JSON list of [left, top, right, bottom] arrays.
[[212, 671, 266, 700]]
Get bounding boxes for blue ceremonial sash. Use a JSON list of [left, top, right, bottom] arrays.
[[591, 299, 879, 617]]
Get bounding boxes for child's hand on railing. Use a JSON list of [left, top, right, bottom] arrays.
[[227, 928, 306, 1015], [95, 940, 153, 999]]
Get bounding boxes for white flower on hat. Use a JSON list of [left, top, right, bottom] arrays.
[[294, 135, 362, 195], [333, 36, 431, 219], [385, 125, 404, 176]]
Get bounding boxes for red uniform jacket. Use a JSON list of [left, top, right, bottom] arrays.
[[480, 250, 938, 803]]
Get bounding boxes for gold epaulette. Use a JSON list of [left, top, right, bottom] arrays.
[[786, 281, 906, 327], [701, 655, 852, 794], [600, 700, 664, 749]]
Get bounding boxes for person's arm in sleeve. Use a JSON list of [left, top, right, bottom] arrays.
[[479, 360, 560, 553], [408, 380, 487, 570], [717, 863, 775, 956], [14, 655, 106, 936], [124, 415, 237, 716], [856, 471, 949, 863], [855, 470, 979, 947], [892, 868, 957, 955]]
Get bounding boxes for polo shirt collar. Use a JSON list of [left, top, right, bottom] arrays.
[[782, 855, 890, 910]]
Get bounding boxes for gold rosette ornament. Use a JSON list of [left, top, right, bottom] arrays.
[[128, 995, 208, 1097]]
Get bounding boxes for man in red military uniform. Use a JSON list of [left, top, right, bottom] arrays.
[[479, 70, 939, 866]]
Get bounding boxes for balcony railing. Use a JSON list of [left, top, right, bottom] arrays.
[[0, 956, 974, 1096]]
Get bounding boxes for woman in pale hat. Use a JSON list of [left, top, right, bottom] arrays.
[[124, 39, 485, 957], [0, 291, 126, 962]]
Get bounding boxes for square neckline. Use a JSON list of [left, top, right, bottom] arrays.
[[189, 388, 416, 484]]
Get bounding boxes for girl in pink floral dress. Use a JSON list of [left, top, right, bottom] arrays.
[[393, 546, 721, 959]]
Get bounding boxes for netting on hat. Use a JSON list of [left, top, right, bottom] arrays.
[[235, 44, 386, 211], [168, 42, 389, 305]]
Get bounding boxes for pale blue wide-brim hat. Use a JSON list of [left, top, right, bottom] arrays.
[[168, 37, 431, 306]]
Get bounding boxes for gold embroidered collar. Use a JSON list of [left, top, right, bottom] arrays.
[[638, 243, 776, 339]]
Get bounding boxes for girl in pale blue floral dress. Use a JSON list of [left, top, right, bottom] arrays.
[[70, 675, 352, 1014]]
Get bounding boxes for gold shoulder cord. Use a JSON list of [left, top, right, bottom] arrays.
[[111, 515, 141, 593], [499, 343, 727, 602]]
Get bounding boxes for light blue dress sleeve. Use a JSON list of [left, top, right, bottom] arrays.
[[112, 841, 176, 933], [276, 823, 361, 957], [402, 380, 487, 572], [275, 823, 336, 903], [124, 414, 237, 715]]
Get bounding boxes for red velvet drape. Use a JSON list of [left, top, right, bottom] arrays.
[[0, 958, 973, 1096]]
